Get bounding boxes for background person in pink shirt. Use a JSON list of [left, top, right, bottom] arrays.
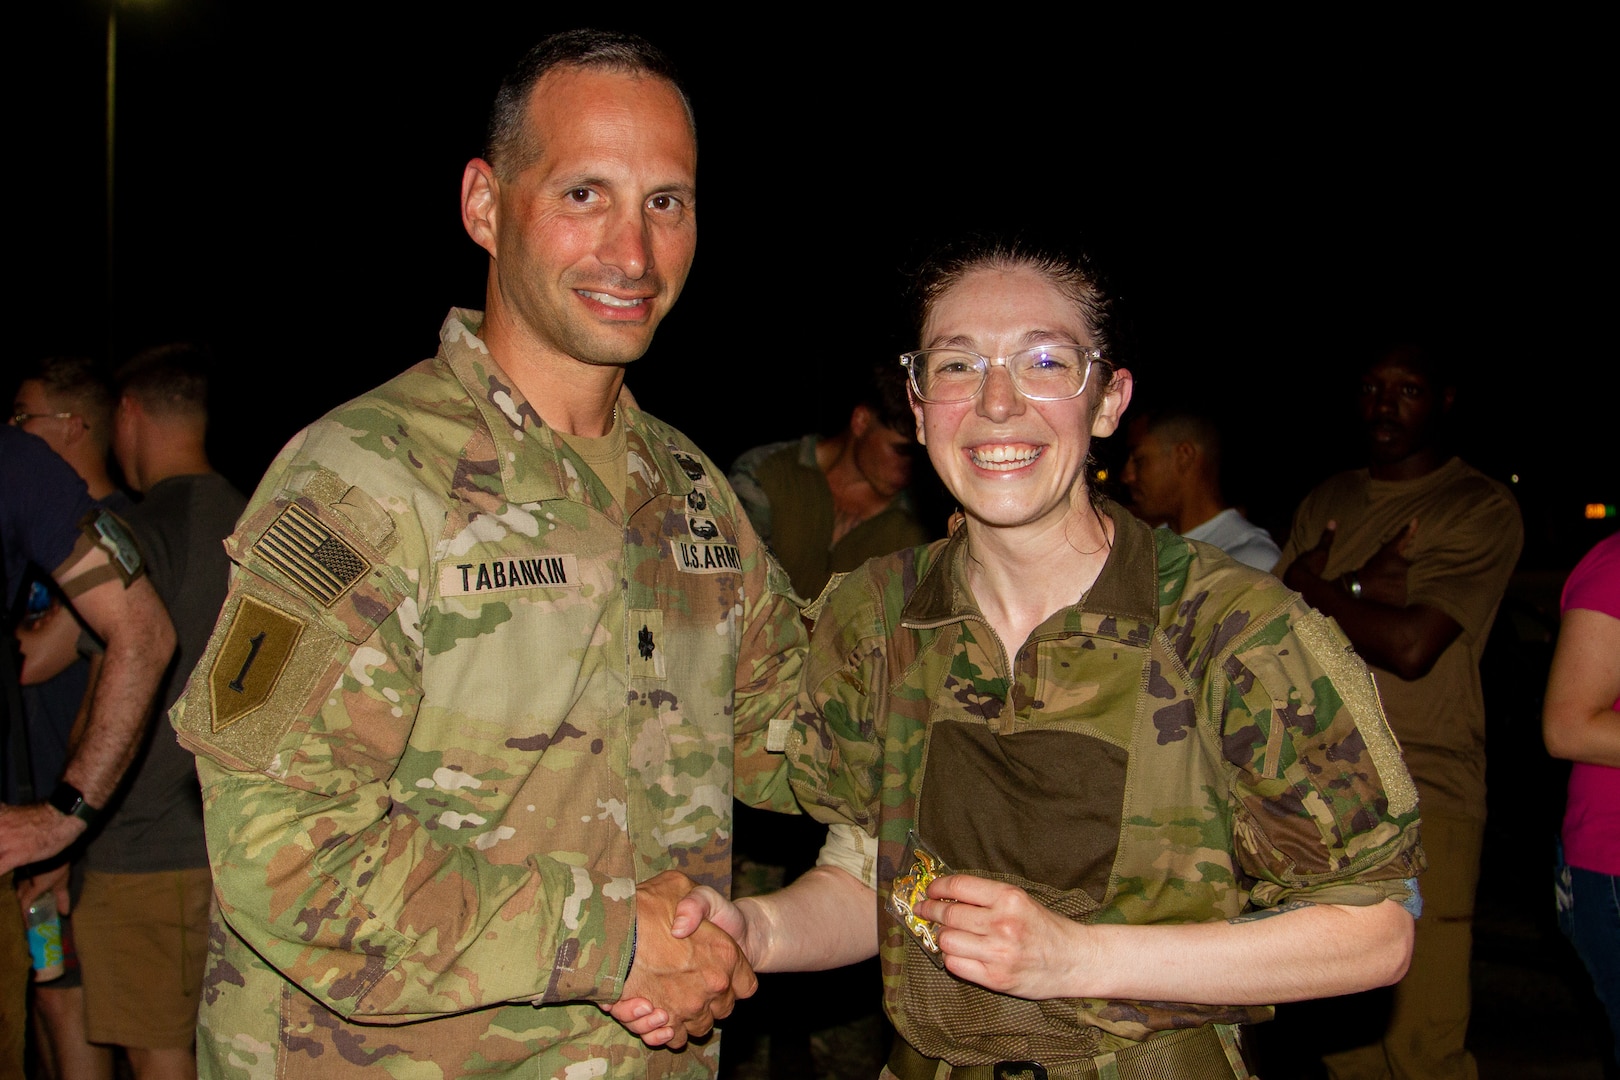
[[1543, 530, 1620, 1065]]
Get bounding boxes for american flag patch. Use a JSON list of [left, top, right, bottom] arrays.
[[254, 503, 369, 607]]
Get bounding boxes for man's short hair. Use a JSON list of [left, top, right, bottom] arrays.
[[1136, 406, 1224, 474], [858, 362, 915, 434], [115, 343, 211, 423], [484, 29, 694, 179], [1366, 341, 1457, 390], [23, 356, 116, 452]]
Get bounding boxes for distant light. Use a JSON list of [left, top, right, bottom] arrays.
[[1510, 474, 1520, 484], [1586, 504, 1617, 520], [1094, 468, 1109, 483]]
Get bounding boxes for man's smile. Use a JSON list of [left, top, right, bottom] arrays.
[[577, 289, 648, 309]]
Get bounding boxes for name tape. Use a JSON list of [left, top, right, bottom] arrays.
[[439, 554, 582, 596]]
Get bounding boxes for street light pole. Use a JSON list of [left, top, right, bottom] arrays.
[[106, 0, 118, 362]]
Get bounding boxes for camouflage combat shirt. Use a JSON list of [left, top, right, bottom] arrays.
[[170, 310, 806, 1079], [785, 505, 1424, 1068]]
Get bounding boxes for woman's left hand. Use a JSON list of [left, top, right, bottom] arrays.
[[914, 874, 1087, 1000]]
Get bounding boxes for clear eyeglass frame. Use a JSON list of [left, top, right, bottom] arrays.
[[899, 344, 1106, 404], [9, 410, 75, 428]]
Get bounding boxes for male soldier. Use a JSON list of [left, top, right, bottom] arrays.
[[63, 346, 247, 1080], [1276, 344, 1522, 1079], [166, 30, 805, 1078], [1, 423, 175, 1077], [1121, 406, 1280, 572], [729, 366, 932, 601]]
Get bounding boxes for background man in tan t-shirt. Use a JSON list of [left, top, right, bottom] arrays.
[[1276, 344, 1523, 1080]]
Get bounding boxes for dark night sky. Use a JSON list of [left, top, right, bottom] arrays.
[[17, 4, 1612, 569]]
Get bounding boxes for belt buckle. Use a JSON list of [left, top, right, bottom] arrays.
[[992, 1063, 1047, 1080]]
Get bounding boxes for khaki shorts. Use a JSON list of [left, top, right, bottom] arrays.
[[74, 867, 212, 1048], [2, 872, 30, 1077]]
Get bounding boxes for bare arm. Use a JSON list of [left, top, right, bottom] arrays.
[[614, 866, 1409, 1044], [54, 547, 174, 807], [917, 876, 1413, 1004], [0, 544, 174, 873], [15, 601, 86, 686], [726, 865, 879, 974], [1541, 607, 1620, 769]]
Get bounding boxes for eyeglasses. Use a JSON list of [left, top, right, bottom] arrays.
[[9, 409, 75, 428], [899, 344, 1106, 404]]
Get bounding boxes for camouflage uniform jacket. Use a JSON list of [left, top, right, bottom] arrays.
[[785, 504, 1423, 1067], [170, 310, 805, 1079]]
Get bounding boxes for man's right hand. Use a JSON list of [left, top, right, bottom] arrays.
[[610, 883, 752, 1045], [619, 870, 757, 1050]]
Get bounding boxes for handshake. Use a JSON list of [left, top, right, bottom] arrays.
[[609, 869, 755, 1050], [607, 847, 880, 1048]]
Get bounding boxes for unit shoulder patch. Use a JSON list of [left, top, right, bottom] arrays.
[[209, 595, 304, 733], [173, 579, 343, 773]]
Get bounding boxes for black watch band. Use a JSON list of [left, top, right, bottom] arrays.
[[47, 781, 99, 827]]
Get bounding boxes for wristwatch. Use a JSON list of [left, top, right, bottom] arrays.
[[47, 781, 100, 827]]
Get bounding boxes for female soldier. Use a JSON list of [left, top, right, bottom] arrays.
[[618, 236, 1423, 1079]]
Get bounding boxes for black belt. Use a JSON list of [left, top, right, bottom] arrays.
[[887, 1024, 1246, 1080]]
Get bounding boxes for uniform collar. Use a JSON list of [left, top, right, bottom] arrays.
[[901, 499, 1160, 644], [436, 309, 690, 512]]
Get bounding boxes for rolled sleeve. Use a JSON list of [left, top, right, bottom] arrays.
[[1218, 603, 1426, 910]]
